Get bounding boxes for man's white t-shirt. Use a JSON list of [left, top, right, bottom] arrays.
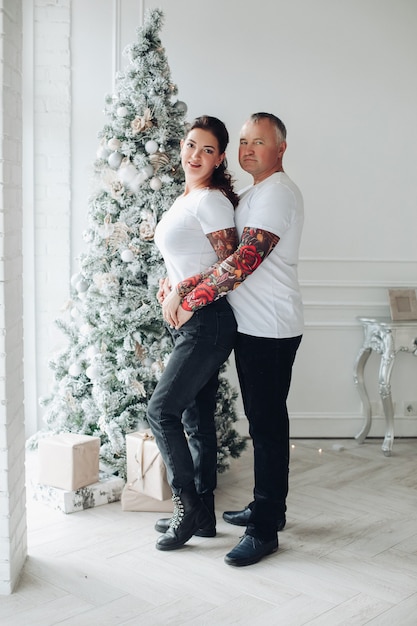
[[227, 172, 304, 339], [154, 188, 235, 286]]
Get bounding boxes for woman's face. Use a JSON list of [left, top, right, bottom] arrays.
[[180, 128, 224, 188]]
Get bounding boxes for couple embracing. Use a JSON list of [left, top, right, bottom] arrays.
[[147, 112, 303, 567]]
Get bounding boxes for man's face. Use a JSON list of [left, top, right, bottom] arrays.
[[238, 118, 286, 184]]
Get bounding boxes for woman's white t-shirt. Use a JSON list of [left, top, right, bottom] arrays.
[[227, 172, 304, 339], [154, 188, 235, 286]]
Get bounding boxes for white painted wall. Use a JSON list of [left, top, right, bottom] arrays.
[[26, 0, 417, 441]]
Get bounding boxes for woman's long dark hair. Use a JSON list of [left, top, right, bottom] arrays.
[[187, 115, 239, 208]]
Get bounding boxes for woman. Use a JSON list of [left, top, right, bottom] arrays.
[[147, 115, 239, 551]]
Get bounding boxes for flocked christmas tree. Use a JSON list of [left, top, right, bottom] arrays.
[[33, 8, 246, 479]]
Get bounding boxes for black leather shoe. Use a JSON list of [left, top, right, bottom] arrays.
[[223, 506, 286, 531], [154, 516, 216, 537], [224, 534, 278, 567], [223, 506, 252, 526]]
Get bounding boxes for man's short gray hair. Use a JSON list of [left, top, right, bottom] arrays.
[[250, 112, 287, 142]]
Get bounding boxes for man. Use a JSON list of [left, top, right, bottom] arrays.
[[162, 112, 304, 566]]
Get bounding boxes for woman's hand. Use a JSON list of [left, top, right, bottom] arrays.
[[162, 289, 182, 326], [174, 307, 194, 329], [163, 289, 195, 329], [157, 277, 171, 304]]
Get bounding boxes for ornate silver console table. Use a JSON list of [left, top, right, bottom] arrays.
[[353, 317, 417, 456]]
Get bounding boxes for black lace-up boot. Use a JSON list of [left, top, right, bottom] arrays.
[[156, 489, 213, 551], [154, 493, 216, 537]]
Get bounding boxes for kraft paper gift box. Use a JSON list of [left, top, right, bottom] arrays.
[[121, 482, 173, 512], [125, 430, 172, 502], [38, 433, 100, 491]]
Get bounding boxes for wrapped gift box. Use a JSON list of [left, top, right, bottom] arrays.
[[38, 433, 100, 491], [121, 482, 173, 512], [33, 471, 125, 514], [126, 430, 171, 501]]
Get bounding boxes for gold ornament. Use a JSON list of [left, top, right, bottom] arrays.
[[107, 221, 130, 251], [131, 380, 146, 397], [135, 342, 146, 361], [65, 391, 77, 410], [149, 151, 170, 173]]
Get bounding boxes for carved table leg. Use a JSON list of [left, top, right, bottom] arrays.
[[378, 334, 395, 456], [353, 346, 372, 444]]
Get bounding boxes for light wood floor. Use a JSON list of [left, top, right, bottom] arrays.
[[3, 438, 417, 625]]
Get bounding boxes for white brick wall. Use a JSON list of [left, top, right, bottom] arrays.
[[24, 0, 71, 433], [0, 0, 27, 595]]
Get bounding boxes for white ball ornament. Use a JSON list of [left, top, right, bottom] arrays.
[[121, 249, 135, 263], [151, 361, 162, 375], [70, 307, 79, 319], [86, 345, 100, 359], [108, 151, 123, 169], [76, 279, 89, 293], [145, 140, 159, 154], [86, 365, 100, 380], [149, 176, 162, 191], [68, 363, 82, 377], [117, 106, 129, 117], [107, 137, 121, 151], [70, 272, 81, 288]]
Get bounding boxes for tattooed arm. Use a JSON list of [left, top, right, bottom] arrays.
[[180, 227, 279, 313], [161, 227, 238, 325], [208, 227, 239, 262], [165, 227, 280, 329]]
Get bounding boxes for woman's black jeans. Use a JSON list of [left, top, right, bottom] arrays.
[[147, 298, 237, 497], [235, 332, 302, 541]]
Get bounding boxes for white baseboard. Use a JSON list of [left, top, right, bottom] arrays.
[[234, 413, 417, 439]]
